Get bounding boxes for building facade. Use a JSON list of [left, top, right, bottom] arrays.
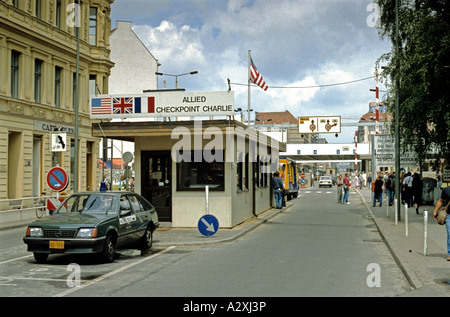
[[0, 0, 114, 207]]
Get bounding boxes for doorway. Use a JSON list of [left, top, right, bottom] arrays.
[[141, 151, 172, 222]]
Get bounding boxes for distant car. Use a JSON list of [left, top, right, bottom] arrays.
[[23, 191, 159, 263], [318, 176, 333, 188]]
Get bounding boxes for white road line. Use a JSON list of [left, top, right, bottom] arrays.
[[53, 246, 176, 297], [0, 255, 33, 265]]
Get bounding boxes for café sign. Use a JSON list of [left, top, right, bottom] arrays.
[[90, 91, 234, 119]]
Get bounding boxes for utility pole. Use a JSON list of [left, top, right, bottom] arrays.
[[394, 0, 401, 220]]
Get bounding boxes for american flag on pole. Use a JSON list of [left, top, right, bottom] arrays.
[[249, 56, 268, 91]]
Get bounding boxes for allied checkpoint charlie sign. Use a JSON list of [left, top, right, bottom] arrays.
[[90, 91, 234, 119]]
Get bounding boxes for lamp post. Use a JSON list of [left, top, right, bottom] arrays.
[[155, 71, 198, 89], [73, 4, 80, 194]]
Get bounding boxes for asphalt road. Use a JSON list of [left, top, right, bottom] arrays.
[[0, 188, 411, 298]]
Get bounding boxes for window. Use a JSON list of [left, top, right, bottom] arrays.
[[128, 195, 142, 213], [12, 0, 19, 8], [237, 152, 243, 191], [34, 59, 42, 103], [56, 0, 61, 28], [35, 0, 42, 19], [176, 150, 224, 191], [54, 67, 62, 108], [11, 51, 20, 98], [89, 74, 97, 95], [89, 7, 97, 45]]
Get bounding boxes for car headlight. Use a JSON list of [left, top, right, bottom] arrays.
[[76, 228, 97, 238], [26, 227, 43, 237]]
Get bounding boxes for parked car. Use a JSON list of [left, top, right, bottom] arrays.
[[318, 176, 333, 188], [23, 191, 159, 263]]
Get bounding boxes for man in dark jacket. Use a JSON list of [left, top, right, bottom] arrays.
[[272, 171, 284, 209], [373, 175, 384, 207]]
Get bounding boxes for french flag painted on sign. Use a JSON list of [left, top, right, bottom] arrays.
[[134, 97, 155, 114]]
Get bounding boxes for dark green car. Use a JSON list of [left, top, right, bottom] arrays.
[[23, 191, 159, 263]]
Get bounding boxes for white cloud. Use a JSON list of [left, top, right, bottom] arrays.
[[111, 0, 392, 142]]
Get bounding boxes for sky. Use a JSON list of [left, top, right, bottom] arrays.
[[109, 0, 392, 143]]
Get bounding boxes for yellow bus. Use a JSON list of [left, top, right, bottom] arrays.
[[279, 157, 299, 200]]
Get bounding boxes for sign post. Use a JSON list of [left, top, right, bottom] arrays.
[[46, 166, 69, 214], [198, 186, 219, 236]]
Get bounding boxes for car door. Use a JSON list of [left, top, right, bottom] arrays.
[[117, 195, 137, 246], [127, 194, 148, 239]]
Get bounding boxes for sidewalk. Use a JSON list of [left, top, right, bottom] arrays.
[[1, 189, 449, 296], [355, 186, 450, 296]]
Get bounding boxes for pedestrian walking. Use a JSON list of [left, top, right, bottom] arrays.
[[354, 174, 359, 189], [403, 172, 413, 207], [342, 173, 351, 204], [432, 186, 450, 261], [336, 174, 343, 203], [412, 173, 422, 214], [373, 175, 384, 207], [272, 171, 284, 209], [436, 170, 442, 189], [385, 173, 395, 206]]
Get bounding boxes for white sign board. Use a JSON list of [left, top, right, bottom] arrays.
[[90, 91, 234, 119], [373, 134, 418, 167], [443, 166, 450, 182], [298, 116, 341, 134], [51, 133, 67, 152]]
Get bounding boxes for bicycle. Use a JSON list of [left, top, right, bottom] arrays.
[[35, 190, 49, 218]]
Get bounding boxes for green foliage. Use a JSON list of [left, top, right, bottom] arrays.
[[376, 0, 450, 169]]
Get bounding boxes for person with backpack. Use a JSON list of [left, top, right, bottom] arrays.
[[385, 173, 395, 206]]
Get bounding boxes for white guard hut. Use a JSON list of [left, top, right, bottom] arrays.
[[91, 90, 285, 228]]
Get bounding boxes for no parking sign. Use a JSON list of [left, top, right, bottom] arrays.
[[46, 167, 69, 192]]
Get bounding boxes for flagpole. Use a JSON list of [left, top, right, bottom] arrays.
[[247, 50, 251, 125]]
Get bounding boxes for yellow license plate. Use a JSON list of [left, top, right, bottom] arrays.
[[49, 241, 64, 249]]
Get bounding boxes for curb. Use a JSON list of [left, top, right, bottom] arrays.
[[354, 188, 422, 290], [153, 203, 292, 247]]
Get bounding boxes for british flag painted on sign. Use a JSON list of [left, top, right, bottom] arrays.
[[113, 97, 133, 114]]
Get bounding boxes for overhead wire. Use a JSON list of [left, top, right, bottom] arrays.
[[229, 75, 375, 89]]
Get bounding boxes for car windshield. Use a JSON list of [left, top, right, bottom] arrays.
[[57, 194, 117, 214], [320, 176, 331, 180]]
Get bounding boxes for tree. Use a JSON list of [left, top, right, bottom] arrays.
[[376, 0, 450, 170]]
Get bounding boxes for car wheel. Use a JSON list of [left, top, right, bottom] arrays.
[[102, 234, 116, 263], [34, 252, 48, 263], [140, 226, 153, 250]]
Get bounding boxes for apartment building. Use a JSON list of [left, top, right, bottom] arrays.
[[0, 0, 114, 205]]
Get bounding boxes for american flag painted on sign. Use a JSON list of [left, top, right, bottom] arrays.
[[91, 98, 111, 115], [249, 56, 268, 91], [113, 97, 133, 114]]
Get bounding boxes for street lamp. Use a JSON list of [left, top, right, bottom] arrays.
[[155, 71, 198, 89]]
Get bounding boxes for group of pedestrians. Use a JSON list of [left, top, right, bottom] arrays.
[[336, 173, 351, 204]]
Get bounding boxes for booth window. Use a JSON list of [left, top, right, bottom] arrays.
[[177, 150, 224, 191]]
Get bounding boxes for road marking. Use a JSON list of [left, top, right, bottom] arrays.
[[53, 246, 176, 297], [0, 255, 33, 265]]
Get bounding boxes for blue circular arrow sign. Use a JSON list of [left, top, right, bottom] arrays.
[[198, 214, 219, 236]]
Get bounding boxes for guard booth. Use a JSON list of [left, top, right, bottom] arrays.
[[90, 91, 285, 228]]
